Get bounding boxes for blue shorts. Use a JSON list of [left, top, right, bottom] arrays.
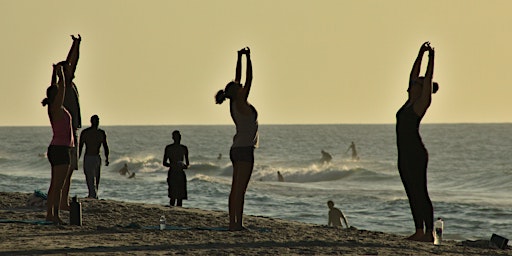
[[47, 145, 71, 167], [230, 146, 255, 163]]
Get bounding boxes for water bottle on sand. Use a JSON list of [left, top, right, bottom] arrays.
[[433, 217, 443, 245], [159, 215, 166, 230]]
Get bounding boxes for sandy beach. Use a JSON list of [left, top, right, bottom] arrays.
[[0, 192, 509, 255]]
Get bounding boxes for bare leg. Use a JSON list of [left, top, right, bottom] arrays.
[[229, 161, 253, 231], [59, 167, 73, 210], [46, 164, 69, 224]]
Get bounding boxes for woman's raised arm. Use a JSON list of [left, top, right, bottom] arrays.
[[66, 34, 81, 78], [50, 65, 66, 118], [410, 42, 429, 85], [241, 48, 253, 101]]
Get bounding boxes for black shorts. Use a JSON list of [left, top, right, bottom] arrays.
[[47, 145, 71, 167], [230, 146, 255, 163]]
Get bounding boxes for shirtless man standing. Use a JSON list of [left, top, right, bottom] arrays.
[[79, 115, 109, 199]]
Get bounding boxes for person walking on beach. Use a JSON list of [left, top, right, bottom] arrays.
[[61, 34, 83, 210], [327, 200, 349, 228], [396, 42, 438, 242], [215, 47, 259, 231], [345, 142, 359, 161], [79, 115, 110, 199], [42, 62, 74, 224], [163, 130, 190, 207]]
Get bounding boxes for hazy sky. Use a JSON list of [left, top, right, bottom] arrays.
[[1, 0, 511, 126]]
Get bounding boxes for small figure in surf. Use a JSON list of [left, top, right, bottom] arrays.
[[217, 153, 222, 160], [118, 163, 135, 178], [345, 141, 359, 161], [321, 150, 332, 163], [327, 200, 349, 229], [163, 130, 190, 207], [396, 42, 438, 242], [215, 47, 258, 231], [277, 171, 284, 182]]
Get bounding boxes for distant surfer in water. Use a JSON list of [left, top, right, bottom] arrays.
[[345, 142, 359, 161], [215, 47, 258, 231], [277, 171, 284, 182], [321, 150, 332, 163], [118, 163, 135, 178], [396, 42, 438, 242]]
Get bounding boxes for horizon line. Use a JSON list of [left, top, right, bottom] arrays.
[[1, 121, 511, 128]]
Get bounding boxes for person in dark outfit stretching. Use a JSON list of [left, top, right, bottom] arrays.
[[396, 42, 438, 242], [215, 47, 258, 231]]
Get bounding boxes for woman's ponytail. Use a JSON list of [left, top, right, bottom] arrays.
[[41, 98, 50, 107], [215, 90, 226, 104], [433, 82, 439, 94]]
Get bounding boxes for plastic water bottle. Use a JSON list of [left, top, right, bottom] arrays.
[[433, 217, 444, 245], [159, 215, 166, 230]]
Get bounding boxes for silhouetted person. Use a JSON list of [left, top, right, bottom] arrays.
[[215, 47, 258, 231], [119, 163, 135, 178], [79, 115, 109, 199], [396, 42, 438, 242], [217, 153, 222, 160], [42, 62, 73, 224], [321, 150, 332, 163], [61, 34, 82, 210], [119, 163, 129, 175], [345, 141, 359, 161], [163, 130, 190, 207], [277, 171, 284, 182], [327, 200, 349, 228]]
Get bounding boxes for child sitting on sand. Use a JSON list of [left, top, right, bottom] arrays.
[[327, 200, 349, 228]]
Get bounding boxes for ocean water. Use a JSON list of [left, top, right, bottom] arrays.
[[0, 124, 511, 241]]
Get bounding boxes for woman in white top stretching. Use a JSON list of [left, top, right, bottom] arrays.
[[215, 47, 258, 231]]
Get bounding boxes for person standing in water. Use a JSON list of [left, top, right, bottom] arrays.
[[42, 63, 73, 224], [396, 42, 438, 242], [345, 141, 359, 161], [215, 47, 258, 231], [163, 130, 190, 207]]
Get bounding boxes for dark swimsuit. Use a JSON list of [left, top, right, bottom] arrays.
[[396, 103, 433, 230]]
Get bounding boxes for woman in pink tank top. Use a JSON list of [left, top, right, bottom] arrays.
[[42, 62, 74, 225]]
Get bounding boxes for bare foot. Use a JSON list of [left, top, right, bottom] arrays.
[[406, 230, 425, 241], [229, 225, 247, 231], [52, 216, 66, 225], [419, 232, 434, 243]]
